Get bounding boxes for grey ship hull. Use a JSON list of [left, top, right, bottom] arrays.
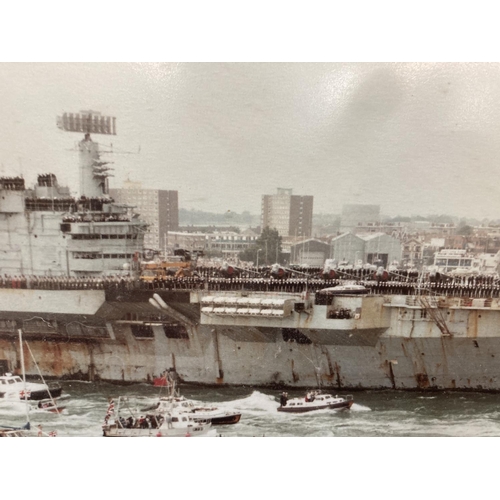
[[0, 287, 499, 391]]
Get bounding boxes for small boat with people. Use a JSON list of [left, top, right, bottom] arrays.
[[0, 372, 62, 402], [151, 395, 241, 425], [102, 397, 214, 437], [36, 399, 66, 414], [277, 390, 354, 413], [148, 372, 241, 425]]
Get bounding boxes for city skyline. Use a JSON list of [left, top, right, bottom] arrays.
[[1, 63, 500, 220]]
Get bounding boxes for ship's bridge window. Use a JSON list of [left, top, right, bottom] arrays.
[[447, 259, 459, 267], [71, 234, 100, 240], [14, 377, 22, 383], [72, 252, 101, 259], [435, 259, 447, 266], [130, 324, 154, 339], [461, 259, 472, 266], [163, 324, 189, 340], [8, 379, 15, 384]]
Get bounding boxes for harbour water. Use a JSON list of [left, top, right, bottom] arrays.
[[2, 381, 500, 437]]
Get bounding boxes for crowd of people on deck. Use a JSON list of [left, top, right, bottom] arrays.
[[25, 197, 75, 211], [23, 193, 117, 215], [0, 268, 499, 298], [328, 308, 353, 319], [61, 213, 130, 223], [0, 176, 25, 191], [76, 196, 114, 212], [37, 174, 57, 187], [117, 415, 164, 429]]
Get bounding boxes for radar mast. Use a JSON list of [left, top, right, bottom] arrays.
[[56, 110, 116, 197]]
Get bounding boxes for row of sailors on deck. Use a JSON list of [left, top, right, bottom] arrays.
[[2, 273, 500, 298], [37, 173, 57, 187], [24, 196, 115, 213], [0, 274, 138, 290], [62, 214, 130, 222], [0, 175, 24, 190], [189, 265, 498, 284], [0, 176, 25, 191], [328, 308, 352, 319]]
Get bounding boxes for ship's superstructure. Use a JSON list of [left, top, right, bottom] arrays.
[[1, 115, 500, 392], [0, 113, 147, 276]]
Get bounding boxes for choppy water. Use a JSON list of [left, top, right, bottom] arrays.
[[1, 381, 500, 437]]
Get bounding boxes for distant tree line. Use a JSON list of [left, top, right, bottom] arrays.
[[179, 208, 259, 227]]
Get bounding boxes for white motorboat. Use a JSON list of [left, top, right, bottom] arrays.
[[0, 329, 60, 437], [152, 396, 241, 425], [102, 397, 215, 437], [145, 373, 241, 425], [0, 372, 62, 402], [277, 390, 354, 413]]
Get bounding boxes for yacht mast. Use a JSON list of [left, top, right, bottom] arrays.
[[18, 328, 29, 428]]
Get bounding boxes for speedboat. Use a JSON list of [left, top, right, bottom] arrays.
[[0, 373, 62, 401], [277, 390, 354, 413], [102, 397, 214, 437], [153, 396, 241, 425]]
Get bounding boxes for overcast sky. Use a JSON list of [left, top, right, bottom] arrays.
[[1, 62, 500, 219]]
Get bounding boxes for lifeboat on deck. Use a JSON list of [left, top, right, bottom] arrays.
[[318, 284, 368, 295]]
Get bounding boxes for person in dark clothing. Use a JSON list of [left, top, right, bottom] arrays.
[[280, 392, 288, 407]]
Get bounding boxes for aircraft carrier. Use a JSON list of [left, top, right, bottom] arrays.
[[0, 112, 499, 391]]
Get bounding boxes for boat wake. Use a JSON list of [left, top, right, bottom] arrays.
[[350, 403, 371, 412], [216, 391, 278, 413], [0, 402, 29, 415]]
